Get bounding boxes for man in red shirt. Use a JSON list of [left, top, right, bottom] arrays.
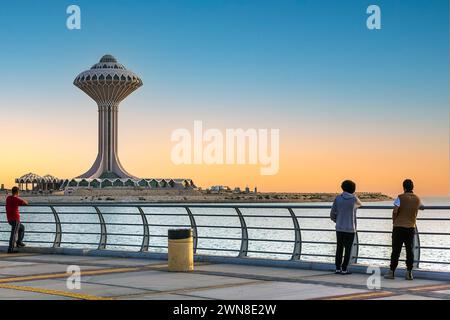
[[5, 187, 28, 253]]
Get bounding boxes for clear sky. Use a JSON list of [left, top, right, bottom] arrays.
[[0, 0, 448, 196]]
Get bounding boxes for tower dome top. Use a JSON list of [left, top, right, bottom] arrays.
[[74, 54, 143, 105], [89, 54, 126, 70], [100, 55, 117, 63]]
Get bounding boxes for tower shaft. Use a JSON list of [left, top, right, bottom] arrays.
[[99, 104, 119, 174], [77, 104, 135, 179]]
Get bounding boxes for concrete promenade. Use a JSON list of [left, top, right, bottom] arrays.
[[0, 250, 448, 300]]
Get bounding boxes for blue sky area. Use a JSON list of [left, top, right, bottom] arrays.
[[0, 0, 447, 119]]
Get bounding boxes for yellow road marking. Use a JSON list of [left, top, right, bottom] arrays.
[[0, 261, 250, 300], [0, 253, 37, 258], [0, 262, 171, 284], [0, 283, 112, 300], [0, 266, 143, 284], [0, 263, 173, 300], [323, 290, 395, 300], [408, 283, 450, 292]]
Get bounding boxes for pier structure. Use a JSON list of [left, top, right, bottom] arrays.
[[0, 203, 448, 300]]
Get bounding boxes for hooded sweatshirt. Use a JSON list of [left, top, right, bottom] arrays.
[[330, 192, 360, 233]]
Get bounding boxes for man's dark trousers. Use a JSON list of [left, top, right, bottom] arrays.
[[390, 227, 415, 271], [335, 231, 355, 271], [8, 220, 24, 251]]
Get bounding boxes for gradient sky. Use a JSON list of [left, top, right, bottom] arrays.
[[0, 0, 448, 196]]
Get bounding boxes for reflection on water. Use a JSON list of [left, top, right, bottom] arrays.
[[0, 199, 449, 272]]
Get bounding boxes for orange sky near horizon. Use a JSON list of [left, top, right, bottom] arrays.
[[0, 103, 448, 197]]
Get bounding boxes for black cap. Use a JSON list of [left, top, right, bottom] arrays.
[[168, 228, 193, 240]]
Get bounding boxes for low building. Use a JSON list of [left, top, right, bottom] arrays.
[[59, 178, 196, 190], [15, 173, 63, 192], [15, 172, 196, 191], [209, 185, 231, 193]]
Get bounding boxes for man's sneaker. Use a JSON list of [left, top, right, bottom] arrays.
[[341, 270, 352, 275], [384, 270, 395, 279], [405, 271, 414, 281], [335, 269, 342, 274], [16, 242, 26, 248]]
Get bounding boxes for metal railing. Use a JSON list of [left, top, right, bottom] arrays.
[[0, 204, 449, 270]]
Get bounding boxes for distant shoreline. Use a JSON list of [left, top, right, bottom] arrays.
[[0, 190, 392, 204]]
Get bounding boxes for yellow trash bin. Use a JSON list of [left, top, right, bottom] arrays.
[[168, 228, 194, 272]]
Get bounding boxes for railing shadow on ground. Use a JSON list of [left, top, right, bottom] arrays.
[[0, 204, 449, 271]]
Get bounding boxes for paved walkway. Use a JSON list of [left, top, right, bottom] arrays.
[[0, 253, 448, 300]]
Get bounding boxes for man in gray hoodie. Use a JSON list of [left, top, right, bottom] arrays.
[[330, 180, 362, 274]]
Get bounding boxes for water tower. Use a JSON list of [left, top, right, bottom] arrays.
[[73, 55, 143, 179]]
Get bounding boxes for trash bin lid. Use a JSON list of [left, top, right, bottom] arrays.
[[168, 228, 193, 240]]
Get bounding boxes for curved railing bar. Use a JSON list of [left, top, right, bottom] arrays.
[[287, 208, 302, 260], [235, 207, 249, 258], [49, 206, 62, 248], [137, 206, 150, 252], [22, 203, 450, 212], [185, 207, 198, 253], [350, 232, 359, 264], [94, 206, 107, 250], [414, 227, 421, 268]]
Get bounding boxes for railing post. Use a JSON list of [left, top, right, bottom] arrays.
[[287, 208, 302, 260], [185, 207, 198, 253], [137, 207, 150, 252], [414, 227, 421, 269], [94, 206, 107, 250], [350, 232, 359, 264], [235, 208, 249, 258], [50, 206, 62, 248]]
